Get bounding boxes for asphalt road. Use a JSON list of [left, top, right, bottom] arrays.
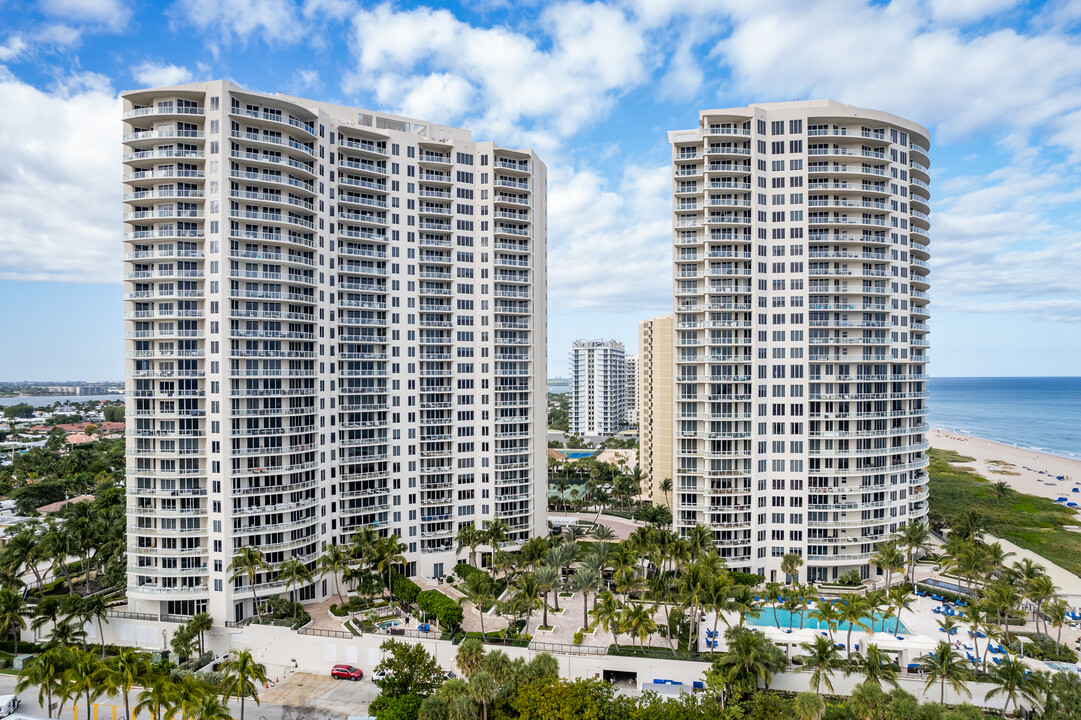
[[0, 672, 359, 720]]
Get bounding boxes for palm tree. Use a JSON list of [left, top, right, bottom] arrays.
[[781, 552, 803, 584], [456, 524, 483, 568], [194, 693, 233, 720], [799, 634, 845, 696], [64, 647, 106, 720], [46, 619, 86, 648], [545, 542, 579, 610], [986, 580, 1022, 645], [809, 600, 842, 644], [15, 646, 68, 719], [455, 636, 485, 678], [590, 590, 623, 647], [793, 691, 826, 720], [459, 571, 496, 639], [570, 568, 601, 632], [534, 565, 559, 629], [484, 519, 509, 568], [623, 601, 658, 649], [896, 521, 930, 587], [136, 674, 176, 720], [685, 523, 714, 557], [763, 582, 784, 629], [950, 510, 987, 543], [1, 526, 45, 591], [985, 654, 1041, 718], [852, 643, 900, 689], [658, 477, 673, 513], [1047, 598, 1070, 647], [219, 649, 268, 720], [318, 543, 351, 605], [918, 640, 972, 705], [590, 524, 616, 543], [229, 546, 270, 621], [188, 611, 213, 656], [870, 541, 905, 589], [712, 626, 786, 695], [79, 592, 109, 658], [276, 557, 314, 618], [468, 670, 498, 720], [887, 585, 912, 636], [513, 573, 541, 635], [106, 648, 151, 720], [836, 594, 867, 654], [0, 587, 27, 656], [170, 674, 209, 720]]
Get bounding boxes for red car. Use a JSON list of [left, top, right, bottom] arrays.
[[331, 664, 364, 681]]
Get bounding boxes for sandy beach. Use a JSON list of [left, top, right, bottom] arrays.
[[930, 427, 1081, 503]]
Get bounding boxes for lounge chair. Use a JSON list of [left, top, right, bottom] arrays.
[[992, 657, 1002, 665]]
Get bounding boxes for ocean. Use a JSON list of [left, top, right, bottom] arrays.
[[928, 377, 1081, 461]]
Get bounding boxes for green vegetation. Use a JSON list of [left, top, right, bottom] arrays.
[[927, 447, 1081, 574], [546, 392, 569, 432]]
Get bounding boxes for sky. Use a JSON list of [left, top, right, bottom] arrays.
[[1, 0, 1080, 381]]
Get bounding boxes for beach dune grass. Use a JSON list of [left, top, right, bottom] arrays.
[[928, 448, 1081, 575]]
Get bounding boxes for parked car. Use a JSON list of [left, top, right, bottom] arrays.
[[372, 669, 394, 682], [330, 664, 364, 681]]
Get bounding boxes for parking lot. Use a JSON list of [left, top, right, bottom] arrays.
[[261, 671, 381, 719]]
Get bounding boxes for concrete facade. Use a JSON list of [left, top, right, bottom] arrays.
[[569, 340, 626, 436], [666, 100, 930, 582], [638, 316, 674, 505], [122, 80, 548, 624]]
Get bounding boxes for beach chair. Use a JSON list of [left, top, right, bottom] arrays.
[[932, 607, 940, 614], [992, 657, 1002, 665]]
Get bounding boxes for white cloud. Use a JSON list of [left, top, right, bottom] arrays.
[[39, 0, 130, 32], [0, 35, 26, 61], [929, 0, 1022, 22], [343, 2, 649, 150], [0, 68, 119, 283], [131, 61, 194, 88], [710, 1, 1081, 143], [169, 0, 307, 51], [38, 24, 83, 47], [547, 164, 673, 312]]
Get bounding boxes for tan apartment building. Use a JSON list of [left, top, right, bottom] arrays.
[[638, 315, 674, 506]]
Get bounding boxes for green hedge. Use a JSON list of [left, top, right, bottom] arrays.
[[416, 589, 463, 629], [454, 563, 490, 583], [730, 571, 763, 587], [392, 574, 421, 605]]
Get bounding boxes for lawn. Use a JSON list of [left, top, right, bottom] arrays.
[[927, 447, 1081, 574]]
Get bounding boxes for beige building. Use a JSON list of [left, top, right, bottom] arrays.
[[122, 80, 548, 624], [666, 100, 930, 584], [638, 315, 674, 506]]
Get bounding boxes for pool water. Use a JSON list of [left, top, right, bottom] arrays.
[[922, 578, 975, 596], [563, 451, 596, 459], [379, 619, 402, 629], [747, 607, 908, 635]]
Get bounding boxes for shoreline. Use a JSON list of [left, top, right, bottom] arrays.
[[931, 421, 1079, 463], [930, 427, 1081, 502]]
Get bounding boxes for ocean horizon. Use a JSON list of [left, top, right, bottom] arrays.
[[928, 377, 1081, 461]]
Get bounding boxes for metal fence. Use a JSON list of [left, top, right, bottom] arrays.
[[298, 627, 354, 640], [530, 641, 608, 656]]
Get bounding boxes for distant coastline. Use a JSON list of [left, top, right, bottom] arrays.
[[928, 377, 1080, 461]]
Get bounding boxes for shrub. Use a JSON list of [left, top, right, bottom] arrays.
[[330, 604, 348, 617], [837, 570, 862, 586], [573, 630, 584, 645], [454, 563, 491, 585], [729, 571, 764, 587], [0, 658, 9, 669], [392, 574, 421, 605], [416, 589, 464, 629]]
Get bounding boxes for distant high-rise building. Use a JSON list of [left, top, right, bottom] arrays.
[[569, 340, 625, 436], [665, 100, 930, 584], [122, 80, 547, 623], [638, 316, 674, 504], [624, 354, 639, 427]]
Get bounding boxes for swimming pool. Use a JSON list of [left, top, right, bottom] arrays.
[[922, 578, 975, 596], [746, 607, 908, 635], [563, 451, 596, 459], [378, 619, 402, 629], [1046, 661, 1079, 673]]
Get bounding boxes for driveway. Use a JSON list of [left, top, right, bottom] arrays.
[[261, 671, 380, 718]]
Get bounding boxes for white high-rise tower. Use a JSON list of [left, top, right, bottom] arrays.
[[122, 81, 547, 623], [666, 100, 930, 584]]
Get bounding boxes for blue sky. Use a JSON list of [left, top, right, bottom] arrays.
[[1, 0, 1080, 381]]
